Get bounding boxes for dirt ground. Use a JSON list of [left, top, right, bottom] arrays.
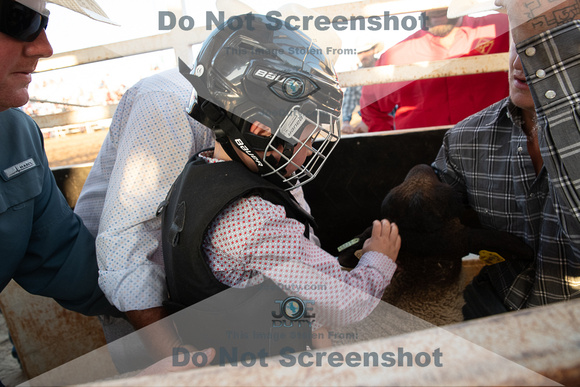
[[44, 129, 109, 168], [0, 313, 26, 386]]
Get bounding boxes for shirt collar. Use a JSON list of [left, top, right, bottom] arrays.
[[490, 97, 525, 131], [199, 150, 223, 164], [505, 98, 526, 128]]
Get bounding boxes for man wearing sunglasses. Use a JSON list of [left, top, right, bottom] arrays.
[[1, 0, 220, 378], [0, 0, 119, 321]]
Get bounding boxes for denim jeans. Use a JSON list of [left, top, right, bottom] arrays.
[[463, 269, 510, 320]]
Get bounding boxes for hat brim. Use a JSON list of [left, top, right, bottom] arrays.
[[447, 0, 501, 18], [47, 0, 117, 25], [357, 42, 385, 54]]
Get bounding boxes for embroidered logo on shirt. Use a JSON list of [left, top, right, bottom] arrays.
[[4, 158, 37, 179], [474, 38, 495, 55]]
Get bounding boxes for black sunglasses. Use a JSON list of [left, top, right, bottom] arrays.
[[0, 0, 48, 42]]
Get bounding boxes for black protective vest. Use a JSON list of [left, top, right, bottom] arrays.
[[159, 154, 315, 309], [157, 155, 316, 359]]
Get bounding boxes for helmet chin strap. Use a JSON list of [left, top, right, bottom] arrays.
[[200, 100, 275, 175]]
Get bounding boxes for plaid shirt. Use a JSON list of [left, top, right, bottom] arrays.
[[433, 21, 580, 310], [341, 85, 362, 123]]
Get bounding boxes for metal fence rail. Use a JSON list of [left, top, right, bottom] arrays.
[[32, 1, 508, 129]]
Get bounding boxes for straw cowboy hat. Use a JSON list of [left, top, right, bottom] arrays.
[[447, 0, 501, 18], [357, 41, 385, 55], [47, 0, 116, 24]]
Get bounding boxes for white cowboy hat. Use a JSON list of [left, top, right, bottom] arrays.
[[447, 0, 501, 18], [47, 0, 117, 24], [356, 41, 385, 54]]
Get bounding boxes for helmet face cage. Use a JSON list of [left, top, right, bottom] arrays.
[[182, 14, 343, 190], [262, 106, 340, 190]]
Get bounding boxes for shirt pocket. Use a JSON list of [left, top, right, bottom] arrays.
[[0, 157, 43, 214]]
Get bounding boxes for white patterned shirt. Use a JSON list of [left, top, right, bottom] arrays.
[[200, 153, 397, 329], [75, 69, 215, 311]]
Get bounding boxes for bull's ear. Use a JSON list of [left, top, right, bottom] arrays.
[[466, 228, 534, 261]]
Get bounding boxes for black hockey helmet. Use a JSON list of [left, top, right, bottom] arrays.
[[180, 13, 343, 190]]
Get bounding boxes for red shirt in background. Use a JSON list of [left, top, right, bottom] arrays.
[[360, 14, 510, 132]]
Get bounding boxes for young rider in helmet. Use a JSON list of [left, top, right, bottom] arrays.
[[160, 14, 400, 352]]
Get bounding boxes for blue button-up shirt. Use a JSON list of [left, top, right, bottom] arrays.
[[0, 108, 116, 316]]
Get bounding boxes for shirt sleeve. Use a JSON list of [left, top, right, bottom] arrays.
[[517, 21, 580, 248], [360, 83, 395, 132], [204, 196, 397, 329], [96, 89, 213, 312], [341, 86, 361, 123], [26, 165, 118, 316], [431, 125, 467, 191]]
